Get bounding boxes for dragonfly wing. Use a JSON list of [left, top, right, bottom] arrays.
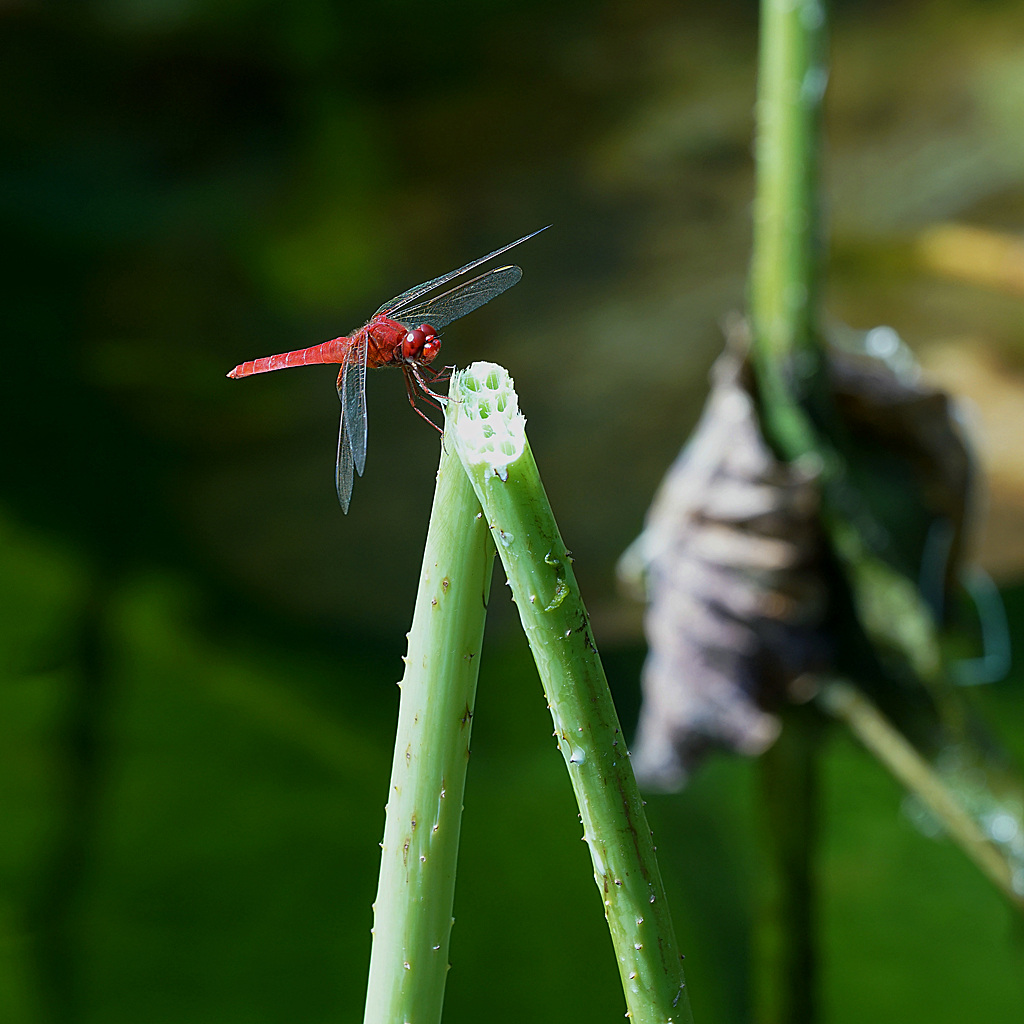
[[335, 341, 368, 512], [336, 412, 355, 513], [391, 265, 523, 332], [341, 340, 368, 475], [375, 225, 549, 318]]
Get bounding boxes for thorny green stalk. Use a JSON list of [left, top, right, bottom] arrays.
[[362, 439, 496, 1024], [448, 362, 693, 1024]]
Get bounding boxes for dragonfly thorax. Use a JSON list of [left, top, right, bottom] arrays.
[[402, 324, 441, 364]]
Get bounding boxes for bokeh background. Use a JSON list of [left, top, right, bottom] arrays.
[[3, 0, 1024, 1021]]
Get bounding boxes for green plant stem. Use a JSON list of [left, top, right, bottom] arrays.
[[362, 439, 496, 1024], [817, 678, 1024, 912], [755, 707, 823, 1024], [748, 5, 829, 1022], [749, 0, 829, 459], [750, 0, 949, 686], [448, 362, 693, 1024]]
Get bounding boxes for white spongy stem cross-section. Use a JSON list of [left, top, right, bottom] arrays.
[[450, 362, 527, 482]]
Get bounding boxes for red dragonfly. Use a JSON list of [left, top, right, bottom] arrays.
[[228, 226, 548, 512]]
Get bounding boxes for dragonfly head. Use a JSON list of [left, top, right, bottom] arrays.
[[402, 324, 441, 364]]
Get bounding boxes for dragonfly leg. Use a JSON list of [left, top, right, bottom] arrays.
[[409, 363, 451, 406], [403, 365, 444, 433], [422, 363, 455, 387]]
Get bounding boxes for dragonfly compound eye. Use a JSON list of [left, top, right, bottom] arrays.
[[402, 325, 439, 361], [402, 327, 428, 359], [421, 333, 441, 363]]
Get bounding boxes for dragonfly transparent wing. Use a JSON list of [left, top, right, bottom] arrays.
[[336, 415, 355, 513], [335, 340, 368, 512], [376, 225, 549, 319], [390, 265, 523, 332]]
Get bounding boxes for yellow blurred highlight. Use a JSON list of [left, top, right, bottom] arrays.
[[917, 224, 1024, 296], [920, 341, 1024, 582]]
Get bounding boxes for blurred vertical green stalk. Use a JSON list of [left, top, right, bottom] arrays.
[[748, 2, 1024, 1012], [748, 2, 829, 1023], [749, 0, 830, 452], [448, 362, 693, 1024], [362, 439, 495, 1024]]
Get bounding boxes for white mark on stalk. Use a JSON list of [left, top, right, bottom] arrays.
[[801, 65, 828, 103]]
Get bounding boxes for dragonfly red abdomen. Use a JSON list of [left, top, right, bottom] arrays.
[[227, 337, 354, 378], [225, 318, 434, 379]]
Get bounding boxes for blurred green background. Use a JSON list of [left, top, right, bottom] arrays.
[[3, 1, 1024, 1021]]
